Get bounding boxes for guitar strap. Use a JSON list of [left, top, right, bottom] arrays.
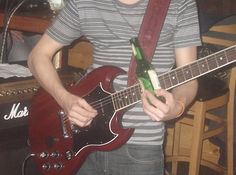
[[127, 0, 170, 86]]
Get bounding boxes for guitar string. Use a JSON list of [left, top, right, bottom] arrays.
[[158, 47, 236, 89], [64, 47, 236, 117], [87, 48, 236, 111], [62, 47, 236, 126], [88, 84, 141, 111], [62, 85, 142, 130], [112, 84, 142, 109]]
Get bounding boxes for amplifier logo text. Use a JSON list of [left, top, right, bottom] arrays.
[[3, 103, 29, 120]]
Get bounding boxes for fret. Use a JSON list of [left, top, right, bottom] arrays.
[[116, 93, 123, 110], [198, 58, 209, 74], [191, 62, 200, 77], [227, 47, 236, 62], [123, 92, 129, 107], [175, 68, 185, 84], [216, 52, 228, 67], [158, 75, 166, 89], [119, 91, 126, 108], [169, 71, 178, 86], [122, 93, 128, 107], [162, 74, 172, 89], [114, 93, 122, 109], [158, 78, 164, 89], [126, 88, 133, 105], [183, 65, 193, 80], [112, 93, 116, 110], [127, 87, 137, 105], [120, 93, 126, 108], [112, 85, 142, 110], [133, 86, 141, 103], [207, 55, 218, 70], [127, 89, 134, 106]]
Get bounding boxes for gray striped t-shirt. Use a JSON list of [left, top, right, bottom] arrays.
[[47, 0, 201, 145]]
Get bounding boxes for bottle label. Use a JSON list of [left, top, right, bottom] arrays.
[[137, 70, 161, 93], [148, 70, 161, 90]]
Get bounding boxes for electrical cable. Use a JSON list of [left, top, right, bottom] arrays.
[[0, 0, 27, 63], [0, 0, 14, 62], [7, 29, 14, 57], [0, 0, 10, 62], [21, 153, 36, 175], [7, 0, 24, 57]]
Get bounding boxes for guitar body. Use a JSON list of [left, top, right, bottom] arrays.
[[28, 66, 134, 175]]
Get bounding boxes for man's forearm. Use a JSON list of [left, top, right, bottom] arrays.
[[171, 79, 198, 107], [28, 52, 67, 106], [27, 33, 67, 106]]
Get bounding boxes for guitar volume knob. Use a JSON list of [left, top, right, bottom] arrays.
[[53, 163, 63, 169], [42, 163, 51, 170], [50, 151, 60, 158], [39, 152, 49, 158]]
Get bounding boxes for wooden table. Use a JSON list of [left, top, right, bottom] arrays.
[[0, 10, 53, 33]]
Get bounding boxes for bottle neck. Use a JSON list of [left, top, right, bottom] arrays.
[[131, 44, 143, 60], [130, 38, 144, 61]]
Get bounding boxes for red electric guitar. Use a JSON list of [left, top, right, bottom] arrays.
[[28, 45, 236, 175]]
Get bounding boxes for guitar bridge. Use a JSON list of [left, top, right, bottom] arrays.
[[58, 110, 69, 138]]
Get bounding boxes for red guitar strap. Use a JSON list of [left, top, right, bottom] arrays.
[[127, 0, 170, 86]]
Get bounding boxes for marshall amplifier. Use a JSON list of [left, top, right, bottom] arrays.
[[0, 79, 36, 130], [0, 75, 39, 175], [0, 101, 29, 130], [0, 68, 83, 175], [0, 68, 82, 130]]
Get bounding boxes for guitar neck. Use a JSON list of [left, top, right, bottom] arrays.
[[159, 45, 236, 90], [112, 45, 236, 111]]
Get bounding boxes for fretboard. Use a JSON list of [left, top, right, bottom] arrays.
[[112, 45, 236, 111]]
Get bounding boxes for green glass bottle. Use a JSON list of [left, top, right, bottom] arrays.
[[129, 37, 160, 92]]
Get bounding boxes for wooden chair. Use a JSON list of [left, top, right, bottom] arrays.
[[165, 16, 236, 175], [165, 66, 235, 175]]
